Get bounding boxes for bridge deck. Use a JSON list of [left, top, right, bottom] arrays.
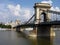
[[16, 21, 60, 27]]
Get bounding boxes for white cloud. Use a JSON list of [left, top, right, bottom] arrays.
[[41, 0, 52, 5], [55, 7, 60, 11], [0, 4, 34, 23], [50, 7, 55, 11], [50, 7, 60, 12], [7, 4, 33, 21], [41, 0, 60, 12], [24, 9, 31, 19], [7, 4, 21, 16]]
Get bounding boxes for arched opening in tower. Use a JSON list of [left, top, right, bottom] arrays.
[[40, 10, 47, 22]]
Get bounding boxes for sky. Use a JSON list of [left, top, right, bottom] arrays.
[[0, 0, 60, 23]]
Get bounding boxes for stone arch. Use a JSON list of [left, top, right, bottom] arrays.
[[34, 3, 51, 24], [41, 10, 47, 22]]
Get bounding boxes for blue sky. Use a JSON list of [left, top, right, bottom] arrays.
[[0, 0, 60, 23]]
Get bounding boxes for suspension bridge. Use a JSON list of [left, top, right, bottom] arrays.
[[15, 3, 60, 37]]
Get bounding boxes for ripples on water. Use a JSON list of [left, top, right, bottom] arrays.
[[0, 30, 60, 45]]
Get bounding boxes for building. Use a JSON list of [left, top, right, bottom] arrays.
[[5, 19, 21, 27]]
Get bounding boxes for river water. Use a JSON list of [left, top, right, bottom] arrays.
[[0, 30, 59, 45]]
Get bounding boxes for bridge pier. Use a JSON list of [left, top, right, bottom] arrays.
[[16, 26, 20, 32], [37, 25, 54, 45], [37, 25, 51, 37], [37, 24, 55, 37]]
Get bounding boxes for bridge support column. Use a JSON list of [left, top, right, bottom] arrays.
[[37, 25, 55, 37], [37, 25, 51, 37], [37, 25, 55, 45], [16, 27, 20, 32]]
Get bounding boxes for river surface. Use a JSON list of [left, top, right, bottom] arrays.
[[0, 30, 59, 45]]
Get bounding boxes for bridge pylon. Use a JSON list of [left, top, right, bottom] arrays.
[[34, 3, 51, 24], [33, 3, 55, 41]]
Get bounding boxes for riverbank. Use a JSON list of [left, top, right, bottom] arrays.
[[0, 28, 16, 31]]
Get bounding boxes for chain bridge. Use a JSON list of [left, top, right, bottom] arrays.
[[15, 3, 60, 38]]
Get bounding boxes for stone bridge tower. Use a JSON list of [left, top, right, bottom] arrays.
[[34, 3, 55, 41], [34, 3, 51, 24]]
